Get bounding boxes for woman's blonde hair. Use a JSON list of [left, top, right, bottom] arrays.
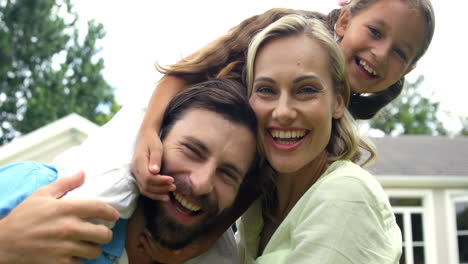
[[246, 14, 376, 167]]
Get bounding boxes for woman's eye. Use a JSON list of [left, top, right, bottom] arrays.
[[256, 86, 275, 94], [368, 26, 381, 38], [298, 86, 318, 94]]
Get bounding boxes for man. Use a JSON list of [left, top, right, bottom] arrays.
[[0, 79, 258, 264]]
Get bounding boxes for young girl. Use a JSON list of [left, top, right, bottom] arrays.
[[132, 0, 435, 200]]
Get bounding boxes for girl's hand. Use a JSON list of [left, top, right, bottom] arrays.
[[0, 172, 119, 264], [131, 127, 176, 200]]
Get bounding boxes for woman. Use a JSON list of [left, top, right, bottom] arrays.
[[235, 14, 401, 263]]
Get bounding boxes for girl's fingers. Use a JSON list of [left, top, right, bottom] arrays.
[[143, 192, 171, 202], [148, 139, 163, 174], [145, 174, 174, 186]]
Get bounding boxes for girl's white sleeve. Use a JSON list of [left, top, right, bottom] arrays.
[[53, 103, 147, 227]]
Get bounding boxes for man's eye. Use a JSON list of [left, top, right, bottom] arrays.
[[219, 168, 238, 185], [183, 144, 202, 158]]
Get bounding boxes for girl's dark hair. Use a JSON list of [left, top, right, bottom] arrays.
[[348, 79, 404, 119]]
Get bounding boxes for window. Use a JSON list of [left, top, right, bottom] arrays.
[[454, 199, 468, 264], [391, 198, 426, 264]]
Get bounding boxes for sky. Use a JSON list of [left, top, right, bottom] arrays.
[[73, 0, 468, 133]]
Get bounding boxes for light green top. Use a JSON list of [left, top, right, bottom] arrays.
[[236, 160, 402, 264]]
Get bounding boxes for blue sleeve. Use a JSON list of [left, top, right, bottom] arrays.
[[84, 219, 128, 264], [0, 161, 58, 218]]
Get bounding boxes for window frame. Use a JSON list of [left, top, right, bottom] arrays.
[[446, 190, 468, 264], [385, 189, 437, 264]]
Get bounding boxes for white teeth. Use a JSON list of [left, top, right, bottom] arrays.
[[174, 192, 201, 212], [277, 140, 295, 145], [359, 59, 377, 76], [271, 130, 306, 139]]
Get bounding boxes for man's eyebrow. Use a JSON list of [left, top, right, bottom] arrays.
[[185, 136, 210, 155], [185, 136, 245, 181]]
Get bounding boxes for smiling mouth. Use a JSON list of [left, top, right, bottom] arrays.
[[269, 129, 308, 145], [170, 192, 202, 216], [355, 57, 379, 78]]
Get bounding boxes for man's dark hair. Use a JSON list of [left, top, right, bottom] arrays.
[[160, 78, 257, 140]]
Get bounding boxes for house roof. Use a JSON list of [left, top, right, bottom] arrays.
[[366, 135, 468, 177], [0, 113, 99, 166]]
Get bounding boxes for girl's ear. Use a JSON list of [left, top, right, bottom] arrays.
[[335, 7, 351, 39], [404, 63, 416, 76]]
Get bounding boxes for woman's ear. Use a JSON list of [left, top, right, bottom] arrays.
[[333, 93, 346, 119], [335, 7, 351, 39]]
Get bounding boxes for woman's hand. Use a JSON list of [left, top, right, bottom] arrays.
[[131, 127, 176, 201], [0, 171, 119, 264]]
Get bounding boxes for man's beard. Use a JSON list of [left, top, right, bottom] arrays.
[[141, 176, 227, 250]]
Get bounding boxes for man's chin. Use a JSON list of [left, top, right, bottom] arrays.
[[150, 213, 211, 250]]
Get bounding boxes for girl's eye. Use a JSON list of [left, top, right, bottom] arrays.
[[368, 26, 381, 39], [394, 48, 408, 62]]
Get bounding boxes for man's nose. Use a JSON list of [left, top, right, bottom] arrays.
[[272, 94, 297, 125], [190, 163, 215, 196]]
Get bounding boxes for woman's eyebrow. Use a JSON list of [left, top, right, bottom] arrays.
[[293, 75, 319, 83], [254, 77, 275, 83]]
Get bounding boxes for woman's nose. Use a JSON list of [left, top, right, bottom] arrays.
[[272, 95, 296, 125]]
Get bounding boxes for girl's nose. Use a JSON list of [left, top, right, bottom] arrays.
[[372, 40, 392, 65]]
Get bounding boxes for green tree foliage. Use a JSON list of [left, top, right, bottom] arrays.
[[460, 117, 468, 136], [0, 0, 119, 145], [369, 76, 447, 136]]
